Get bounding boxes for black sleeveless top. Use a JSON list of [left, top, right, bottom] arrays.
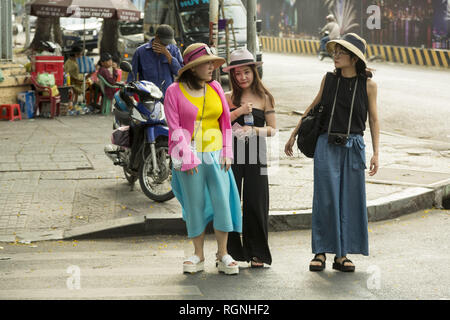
[[231, 108, 267, 166], [319, 72, 369, 136]]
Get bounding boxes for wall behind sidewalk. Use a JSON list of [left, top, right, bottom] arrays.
[[260, 36, 450, 68], [0, 63, 31, 104]]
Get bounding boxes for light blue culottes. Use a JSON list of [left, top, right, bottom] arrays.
[[312, 133, 369, 257], [171, 150, 242, 238]]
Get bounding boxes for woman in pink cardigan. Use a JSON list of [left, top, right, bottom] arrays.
[[164, 43, 242, 275]]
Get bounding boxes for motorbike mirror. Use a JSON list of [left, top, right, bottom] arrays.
[[119, 61, 132, 73]]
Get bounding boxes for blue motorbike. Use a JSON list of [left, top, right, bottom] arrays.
[[104, 61, 174, 202]]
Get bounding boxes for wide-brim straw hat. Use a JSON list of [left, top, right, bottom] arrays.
[[222, 48, 263, 73], [326, 33, 368, 67], [178, 43, 226, 77]]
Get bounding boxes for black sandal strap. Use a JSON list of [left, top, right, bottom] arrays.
[[314, 254, 326, 262]]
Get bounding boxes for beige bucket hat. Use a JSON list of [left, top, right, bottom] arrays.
[[326, 33, 368, 67]]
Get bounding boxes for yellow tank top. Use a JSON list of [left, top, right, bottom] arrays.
[[180, 83, 223, 152]]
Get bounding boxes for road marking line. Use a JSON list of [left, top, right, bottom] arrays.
[[0, 266, 184, 278], [0, 249, 186, 261], [0, 286, 202, 299]]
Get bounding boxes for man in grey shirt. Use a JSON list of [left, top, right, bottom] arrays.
[[319, 14, 340, 53]]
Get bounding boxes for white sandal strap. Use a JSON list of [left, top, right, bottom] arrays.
[[220, 254, 235, 267], [184, 255, 201, 264]]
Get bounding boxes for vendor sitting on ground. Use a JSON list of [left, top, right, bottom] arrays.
[[98, 52, 119, 101], [64, 46, 89, 104]]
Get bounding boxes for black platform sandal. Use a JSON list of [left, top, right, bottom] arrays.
[[332, 257, 355, 272], [309, 253, 326, 272], [250, 257, 264, 268]]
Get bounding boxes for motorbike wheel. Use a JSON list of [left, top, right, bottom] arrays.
[[138, 141, 174, 202]]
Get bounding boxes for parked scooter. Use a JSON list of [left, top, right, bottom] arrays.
[[318, 30, 333, 61], [104, 61, 174, 202]]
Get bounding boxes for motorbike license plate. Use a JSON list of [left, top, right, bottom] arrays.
[[84, 35, 94, 40]]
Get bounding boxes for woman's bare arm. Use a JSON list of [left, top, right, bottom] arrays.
[[367, 78, 380, 176]]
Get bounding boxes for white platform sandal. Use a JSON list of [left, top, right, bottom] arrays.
[[216, 254, 239, 275], [183, 255, 204, 274]]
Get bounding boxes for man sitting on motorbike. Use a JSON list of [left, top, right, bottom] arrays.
[[319, 14, 340, 54]]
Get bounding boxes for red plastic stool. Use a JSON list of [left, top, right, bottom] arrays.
[[0, 104, 22, 121]]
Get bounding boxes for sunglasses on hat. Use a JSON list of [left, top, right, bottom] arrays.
[[184, 45, 213, 65]]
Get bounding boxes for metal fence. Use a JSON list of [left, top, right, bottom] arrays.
[[0, 0, 13, 62]]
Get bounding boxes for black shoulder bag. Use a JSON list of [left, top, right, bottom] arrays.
[[296, 73, 332, 158]]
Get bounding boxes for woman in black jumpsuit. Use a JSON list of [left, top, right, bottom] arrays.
[[223, 48, 277, 267]]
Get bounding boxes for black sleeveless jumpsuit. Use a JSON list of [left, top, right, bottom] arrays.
[[227, 108, 272, 265]]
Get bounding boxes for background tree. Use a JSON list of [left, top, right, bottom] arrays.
[[29, 16, 62, 50], [100, 18, 119, 60], [324, 0, 359, 34]]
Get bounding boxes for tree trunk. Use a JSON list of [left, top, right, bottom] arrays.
[[29, 17, 63, 50], [51, 17, 63, 47], [29, 17, 52, 50], [100, 18, 119, 61]]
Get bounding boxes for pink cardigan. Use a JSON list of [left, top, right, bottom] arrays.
[[164, 80, 233, 171]]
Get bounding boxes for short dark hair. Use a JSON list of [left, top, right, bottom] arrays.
[[69, 46, 82, 57], [100, 52, 112, 62]]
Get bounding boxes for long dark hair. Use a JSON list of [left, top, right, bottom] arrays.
[[230, 64, 275, 108], [334, 44, 374, 79]]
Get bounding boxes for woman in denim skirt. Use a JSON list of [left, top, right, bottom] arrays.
[[285, 34, 380, 272]]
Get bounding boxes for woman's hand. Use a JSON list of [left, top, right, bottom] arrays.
[[241, 125, 255, 136], [220, 157, 232, 172], [186, 167, 199, 175], [368, 155, 379, 176], [240, 102, 253, 115], [284, 135, 296, 157]]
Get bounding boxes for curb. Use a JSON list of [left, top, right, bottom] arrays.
[[3, 184, 447, 243], [260, 36, 450, 68]]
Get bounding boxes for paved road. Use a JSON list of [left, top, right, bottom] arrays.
[[1, 209, 449, 300], [260, 52, 450, 143]]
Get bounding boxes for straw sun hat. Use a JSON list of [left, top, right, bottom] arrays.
[[326, 33, 368, 67], [178, 43, 226, 77]]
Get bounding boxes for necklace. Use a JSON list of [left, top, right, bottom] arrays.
[[349, 78, 356, 92]]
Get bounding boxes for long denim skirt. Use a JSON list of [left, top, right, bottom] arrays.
[[312, 133, 369, 257]]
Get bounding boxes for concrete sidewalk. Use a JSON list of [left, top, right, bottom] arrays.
[[0, 114, 449, 243]]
